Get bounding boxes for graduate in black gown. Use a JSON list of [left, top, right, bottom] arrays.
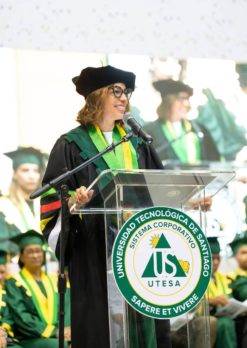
[[41, 65, 171, 348], [144, 79, 220, 165]]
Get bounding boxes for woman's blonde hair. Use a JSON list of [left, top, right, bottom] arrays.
[[8, 180, 22, 207], [76, 85, 130, 125]]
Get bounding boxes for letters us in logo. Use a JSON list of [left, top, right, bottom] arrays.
[[112, 207, 212, 319]]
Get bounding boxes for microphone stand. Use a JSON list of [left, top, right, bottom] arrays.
[[30, 131, 134, 348], [148, 143, 164, 169]]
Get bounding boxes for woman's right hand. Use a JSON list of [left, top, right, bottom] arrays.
[[68, 186, 94, 209], [64, 326, 71, 341]]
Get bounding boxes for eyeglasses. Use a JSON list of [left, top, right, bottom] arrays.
[[176, 95, 190, 102], [108, 85, 133, 100]]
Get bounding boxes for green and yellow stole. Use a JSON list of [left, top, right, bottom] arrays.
[[162, 120, 201, 164], [207, 272, 231, 298], [88, 123, 139, 170], [19, 268, 58, 326]]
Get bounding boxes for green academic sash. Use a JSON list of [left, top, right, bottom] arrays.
[[161, 120, 201, 164]]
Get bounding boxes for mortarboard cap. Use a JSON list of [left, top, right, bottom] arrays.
[[11, 230, 45, 250], [72, 65, 136, 98], [153, 79, 193, 99], [5, 147, 45, 171], [229, 232, 247, 255]]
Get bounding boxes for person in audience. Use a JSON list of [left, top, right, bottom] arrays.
[[0, 247, 22, 348], [0, 147, 45, 237], [228, 233, 247, 348], [229, 232, 247, 281], [144, 79, 220, 164], [207, 237, 237, 348], [5, 230, 71, 348]]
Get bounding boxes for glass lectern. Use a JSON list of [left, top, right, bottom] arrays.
[[71, 169, 235, 348]]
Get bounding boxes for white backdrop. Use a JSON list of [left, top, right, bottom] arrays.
[[1, 0, 247, 59]]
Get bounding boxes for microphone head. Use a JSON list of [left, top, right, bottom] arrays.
[[123, 112, 153, 144]]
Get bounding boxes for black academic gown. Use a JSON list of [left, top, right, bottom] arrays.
[[41, 125, 170, 348], [144, 119, 220, 164]]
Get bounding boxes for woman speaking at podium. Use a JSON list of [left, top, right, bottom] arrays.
[[41, 65, 171, 348]]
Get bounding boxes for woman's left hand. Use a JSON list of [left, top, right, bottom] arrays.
[[75, 186, 94, 205], [68, 186, 94, 209], [189, 196, 212, 211]]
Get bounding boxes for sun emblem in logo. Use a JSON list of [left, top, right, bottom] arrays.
[[150, 234, 160, 248], [178, 260, 190, 273]]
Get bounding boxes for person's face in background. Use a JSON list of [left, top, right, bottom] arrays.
[[20, 244, 44, 271], [212, 254, 221, 274], [14, 163, 41, 194], [0, 265, 7, 285], [235, 245, 247, 270], [169, 92, 191, 122], [103, 83, 130, 122]]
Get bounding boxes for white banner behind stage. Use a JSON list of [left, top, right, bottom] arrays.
[[0, 0, 247, 59]]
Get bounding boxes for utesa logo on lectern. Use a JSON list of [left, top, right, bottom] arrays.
[[112, 207, 211, 319]]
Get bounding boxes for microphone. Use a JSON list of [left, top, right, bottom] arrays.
[[123, 113, 153, 144]]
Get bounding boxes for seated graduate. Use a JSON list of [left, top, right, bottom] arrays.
[[0, 147, 46, 234], [228, 232, 247, 281], [144, 79, 220, 165], [4, 230, 71, 348], [0, 247, 22, 348], [207, 237, 237, 348], [228, 232, 247, 348]]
